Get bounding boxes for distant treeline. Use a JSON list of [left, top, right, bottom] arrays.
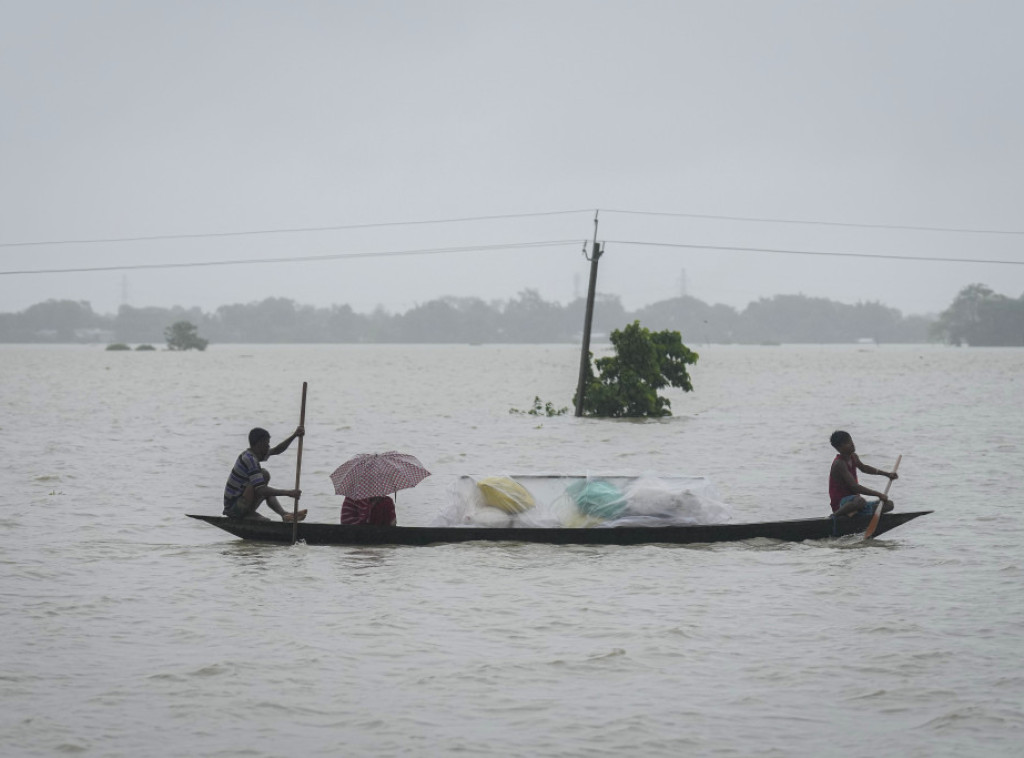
[[0, 290, 945, 344], [928, 284, 1024, 347]]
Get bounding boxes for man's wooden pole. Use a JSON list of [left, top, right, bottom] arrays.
[[864, 454, 901, 539], [291, 382, 307, 545], [574, 236, 603, 417]]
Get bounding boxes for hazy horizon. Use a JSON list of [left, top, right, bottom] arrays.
[[5, 278, 952, 319], [2, 2, 1022, 317]]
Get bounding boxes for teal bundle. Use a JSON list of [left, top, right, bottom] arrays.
[[566, 479, 627, 520]]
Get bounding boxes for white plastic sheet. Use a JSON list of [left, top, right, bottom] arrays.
[[431, 473, 732, 528]]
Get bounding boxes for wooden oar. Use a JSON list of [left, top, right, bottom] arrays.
[[291, 381, 308, 545], [864, 454, 901, 539]]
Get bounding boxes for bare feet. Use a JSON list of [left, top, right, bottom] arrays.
[[282, 509, 307, 523]]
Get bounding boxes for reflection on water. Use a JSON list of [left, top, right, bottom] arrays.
[[219, 543, 284, 571], [332, 547, 403, 574]]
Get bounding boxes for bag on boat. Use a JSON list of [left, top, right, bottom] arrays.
[[618, 475, 732, 525], [477, 476, 536, 514], [565, 479, 627, 521]]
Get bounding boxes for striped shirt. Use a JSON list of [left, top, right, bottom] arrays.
[[224, 450, 266, 507]]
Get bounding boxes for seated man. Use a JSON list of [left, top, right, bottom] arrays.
[[224, 426, 307, 522], [341, 496, 397, 526], [828, 430, 898, 518]]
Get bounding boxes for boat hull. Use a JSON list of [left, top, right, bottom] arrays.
[[187, 511, 930, 546]]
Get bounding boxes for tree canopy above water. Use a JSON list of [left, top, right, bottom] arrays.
[[930, 284, 1024, 346], [164, 320, 208, 351], [576, 321, 699, 418]]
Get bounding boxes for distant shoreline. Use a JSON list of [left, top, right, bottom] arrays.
[[0, 292, 940, 346]]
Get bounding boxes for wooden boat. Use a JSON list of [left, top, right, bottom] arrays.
[[187, 510, 930, 546]]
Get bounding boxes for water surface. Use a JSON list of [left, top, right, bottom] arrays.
[[1, 343, 1021, 756]]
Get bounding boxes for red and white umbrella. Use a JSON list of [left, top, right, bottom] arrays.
[[329, 451, 431, 500]]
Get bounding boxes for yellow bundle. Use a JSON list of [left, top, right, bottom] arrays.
[[477, 476, 536, 514]]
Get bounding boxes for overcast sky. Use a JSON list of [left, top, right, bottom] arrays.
[[2, 0, 1022, 317]]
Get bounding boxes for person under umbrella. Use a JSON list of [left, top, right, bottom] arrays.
[[331, 451, 431, 526], [340, 496, 397, 526]]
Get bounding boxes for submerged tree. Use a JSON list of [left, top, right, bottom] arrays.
[[576, 321, 699, 417], [931, 284, 1024, 346], [164, 320, 209, 351]]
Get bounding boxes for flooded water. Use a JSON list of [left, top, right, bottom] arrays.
[[1, 343, 1022, 756]]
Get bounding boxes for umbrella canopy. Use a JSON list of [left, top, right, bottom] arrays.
[[330, 451, 431, 499]]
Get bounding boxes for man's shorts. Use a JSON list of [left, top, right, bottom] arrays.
[[223, 496, 249, 520], [839, 495, 879, 517]]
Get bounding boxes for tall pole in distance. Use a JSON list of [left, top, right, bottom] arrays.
[[574, 212, 603, 417]]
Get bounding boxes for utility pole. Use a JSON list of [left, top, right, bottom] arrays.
[[574, 212, 603, 417]]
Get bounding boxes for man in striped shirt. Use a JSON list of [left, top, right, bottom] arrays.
[[223, 426, 306, 521]]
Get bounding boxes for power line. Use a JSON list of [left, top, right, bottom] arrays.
[[5, 206, 1023, 251], [5, 236, 1019, 277], [0, 209, 593, 249], [606, 239, 1024, 266], [603, 208, 1024, 237], [0, 240, 583, 276]]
